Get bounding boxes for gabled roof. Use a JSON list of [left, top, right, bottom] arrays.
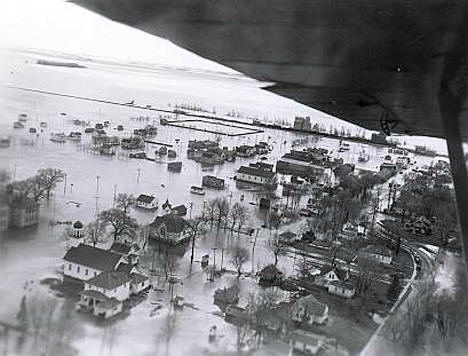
[[86, 271, 131, 290], [363, 245, 392, 257], [151, 214, 186, 233], [279, 231, 297, 240], [136, 194, 155, 204], [237, 166, 276, 178], [320, 265, 348, 281], [110, 242, 132, 255], [296, 295, 327, 316], [63, 244, 122, 271], [116, 262, 133, 275], [131, 273, 149, 284], [80, 289, 109, 301]]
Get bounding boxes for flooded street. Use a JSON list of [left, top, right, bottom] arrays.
[[0, 50, 440, 356]]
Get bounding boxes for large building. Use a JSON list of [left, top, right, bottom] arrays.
[[236, 166, 277, 186], [293, 116, 311, 132], [9, 197, 40, 229]]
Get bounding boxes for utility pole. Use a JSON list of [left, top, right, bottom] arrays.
[[63, 173, 67, 195], [137, 168, 141, 183], [94, 175, 101, 218], [189, 201, 193, 219], [113, 184, 117, 207]]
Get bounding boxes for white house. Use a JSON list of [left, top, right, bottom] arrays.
[[327, 280, 356, 298], [136, 194, 158, 210], [236, 166, 277, 185], [63, 244, 125, 282], [319, 265, 349, 285], [290, 295, 328, 325], [289, 330, 325, 355], [362, 245, 393, 264], [83, 271, 132, 302]]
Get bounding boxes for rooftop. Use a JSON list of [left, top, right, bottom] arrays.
[[110, 242, 132, 255], [237, 166, 276, 179], [136, 194, 155, 204], [86, 271, 131, 290], [151, 213, 186, 233], [63, 244, 123, 272]]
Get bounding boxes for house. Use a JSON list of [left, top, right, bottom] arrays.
[[327, 280, 356, 298], [202, 175, 225, 189], [396, 156, 411, 168], [9, 196, 40, 228], [289, 330, 325, 355], [167, 161, 182, 172], [172, 204, 187, 216], [319, 265, 350, 285], [379, 162, 398, 175], [340, 221, 358, 240], [148, 213, 189, 244], [136, 194, 158, 210], [236, 166, 277, 186], [293, 116, 312, 132], [72, 220, 84, 238], [291, 295, 328, 325], [362, 245, 393, 264], [258, 264, 283, 285], [110, 241, 141, 265], [63, 243, 125, 282], [236, 145, 255, 157], [78, 270, 149, 319]]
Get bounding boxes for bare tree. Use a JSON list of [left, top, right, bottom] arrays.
[[37, 168, 65, 199], [268, 236, 286, 267], [215, 197, 230, 229], [230, 245, 249, 277], [85, 220, 107, 247], [116, 193, 135, 214], [99, 208, 139, 242], [185, 217, 206, 264]]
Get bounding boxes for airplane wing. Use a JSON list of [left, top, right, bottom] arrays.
[[71, 0, 468, 140]]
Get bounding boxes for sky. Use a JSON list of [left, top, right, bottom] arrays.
[[0, 0, 449, 154], [0, 0, 237, 73]]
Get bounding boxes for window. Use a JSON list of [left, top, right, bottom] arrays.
[[77, 266, 80, 273], [85, 269, 88, 276], [94, 271, 97, 277], [114, 289, 117, 293], [141, 282, 144, 286], [68, 264, 72, 270]]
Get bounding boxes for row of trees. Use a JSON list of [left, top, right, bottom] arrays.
[[308, 172, 386, 240]]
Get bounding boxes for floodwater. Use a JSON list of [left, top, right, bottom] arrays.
[[0, 49, 435, 356]]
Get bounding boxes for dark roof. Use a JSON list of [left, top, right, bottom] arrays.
[[80, 289, 109, 301], [98, 297, 121, 310], [137, 194, 155, 204], [173, 205, 187, 215], [63, 244, 122, 271], [320, 266, 348, 280], [116, 263, 133, 275], [86, 271, 131, 290], [279, 231, 297, 239], [131, 273, 149, 284], [73, 220, 83, 229], [151, 214, 186, 233], [296, 295, 327, 316], [110, 242, 132, 255], [237, 166, 276, 178]]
